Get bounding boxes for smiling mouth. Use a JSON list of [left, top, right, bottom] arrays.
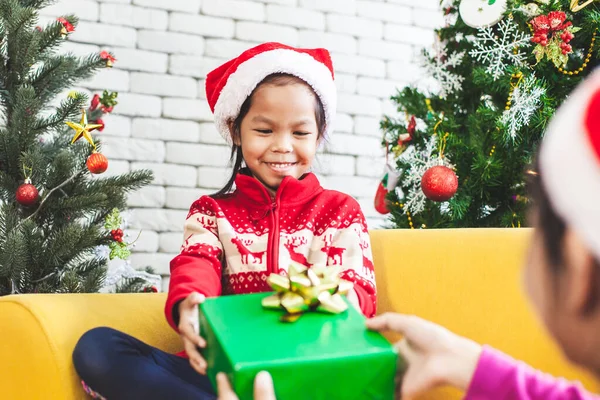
[[264, 162, 297, 171]]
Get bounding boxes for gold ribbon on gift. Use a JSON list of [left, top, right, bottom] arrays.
[[570, 0, 598, 12], [261, 262, 354, 322]]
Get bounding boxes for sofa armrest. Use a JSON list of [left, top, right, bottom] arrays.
[[0, 293, 179, 399]]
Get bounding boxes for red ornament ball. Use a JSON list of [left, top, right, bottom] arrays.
[[16, 180, 39, 206], [87, 152, 109, 174], [421, 165, 458, 202]]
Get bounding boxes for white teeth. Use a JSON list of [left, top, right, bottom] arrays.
[[268, 163, 294, 169]]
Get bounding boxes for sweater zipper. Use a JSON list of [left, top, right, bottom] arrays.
[[268, 200, 279, 274], [264, 177, 287, 275]]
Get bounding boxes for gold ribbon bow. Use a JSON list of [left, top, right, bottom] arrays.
[[570, 0, 598, 12], [261, 262, 354, 322]]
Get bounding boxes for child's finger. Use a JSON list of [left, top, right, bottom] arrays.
[[254, 371, 276, 400], [183, 336, 207, 374], [179, 292, 205, 314], [188, 292, 206, 306], [179, 316, 206, 348]]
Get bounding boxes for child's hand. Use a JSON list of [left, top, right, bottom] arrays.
[[217, 371, 276, 400], [366, 313, 482, 399], [178, 292, 208, 374], [346, 287, 361, 313]]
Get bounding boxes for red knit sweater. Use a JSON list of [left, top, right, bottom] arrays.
[[165, 171, 377, 332]]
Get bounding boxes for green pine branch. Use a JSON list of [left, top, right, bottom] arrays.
[[382, 0, 599, 229], [0, 0, 153, 295]]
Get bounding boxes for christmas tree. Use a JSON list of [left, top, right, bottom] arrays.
[[0, 0, 153, 295], [378, 0, 600, 229]]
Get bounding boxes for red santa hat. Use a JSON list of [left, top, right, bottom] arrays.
[[539, 69, 600, 261], [205, 42, 337, 144]]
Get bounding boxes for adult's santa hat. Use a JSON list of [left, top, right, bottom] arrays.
[[205, 42, 337, 144], [539, 69, 600, 261]]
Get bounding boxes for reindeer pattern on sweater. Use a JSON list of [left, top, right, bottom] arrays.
[[165, 172, 377, 329], [181, 199, 376, 294], [190, 224, 375, 281]]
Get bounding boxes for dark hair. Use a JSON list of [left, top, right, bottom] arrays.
[[528, 157, 600, 313], [528, 162, 567, 270], [212, 73, 327, 197]]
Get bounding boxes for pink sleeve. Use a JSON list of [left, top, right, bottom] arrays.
[[465, 346, 599, 400]]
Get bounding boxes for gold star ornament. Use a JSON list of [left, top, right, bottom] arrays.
[[66, 109, 103, 148]]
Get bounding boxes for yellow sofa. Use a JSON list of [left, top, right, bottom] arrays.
[[1, 229, 599, 399]]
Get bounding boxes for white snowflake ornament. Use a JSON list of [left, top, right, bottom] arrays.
[[423, 38, 465, 99], [500, 74, 546, 141], [469, 18, 532, 81], [459, 0, 507, 28]]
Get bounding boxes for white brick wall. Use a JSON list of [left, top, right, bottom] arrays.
[[299, 0, 356, 15], [205, 39, 261, 59], [326, 15, 383, 39], [166, 187, 211, 209], [266, 5, 325, 30], [236, 22, 298, 45], [128, 185, 166, 208], [132, 0, 201, 13], [355, 1, 412, 24], [202, 0, 266, 21], [138, 30, 205, 55], [100, 115, 130, 136], [41, 0, 99, 21], [169, 13, 236, 39], [46, 0, 439, 282], [108, 48, 168, 73], [331, 54, 386, 78], [132, 118, 200, 142], [130, 73, 197, 98], [99, 4, 169, 30]]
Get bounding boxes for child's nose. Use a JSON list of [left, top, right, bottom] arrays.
[[271, 132, 293, 153]]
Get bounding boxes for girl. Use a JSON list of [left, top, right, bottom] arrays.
[[72, 42, 377, 400], [366, 69, 600, 399], [216, 68, 600, 400]]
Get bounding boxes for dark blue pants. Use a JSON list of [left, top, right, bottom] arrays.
[[72, 327, 216, 400]]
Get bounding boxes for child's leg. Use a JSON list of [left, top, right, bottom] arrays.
[[72, 326, 215, 400]]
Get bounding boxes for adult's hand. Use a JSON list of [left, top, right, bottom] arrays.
[[217, 371, 276, 400], [366, 313, 482, 399]]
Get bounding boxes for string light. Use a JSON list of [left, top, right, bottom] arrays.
[[396, 202, 415, 229], [558, 29, 596, 76]]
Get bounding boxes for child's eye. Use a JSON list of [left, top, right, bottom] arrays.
[[255, 129, 272, 134], [294, 131, 311, 136]]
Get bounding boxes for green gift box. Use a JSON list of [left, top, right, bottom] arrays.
[[199, 292, 398, 400]]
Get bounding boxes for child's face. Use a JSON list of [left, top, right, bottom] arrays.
[[524, 208, 600, 370], [236, 82, 320, 195]]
